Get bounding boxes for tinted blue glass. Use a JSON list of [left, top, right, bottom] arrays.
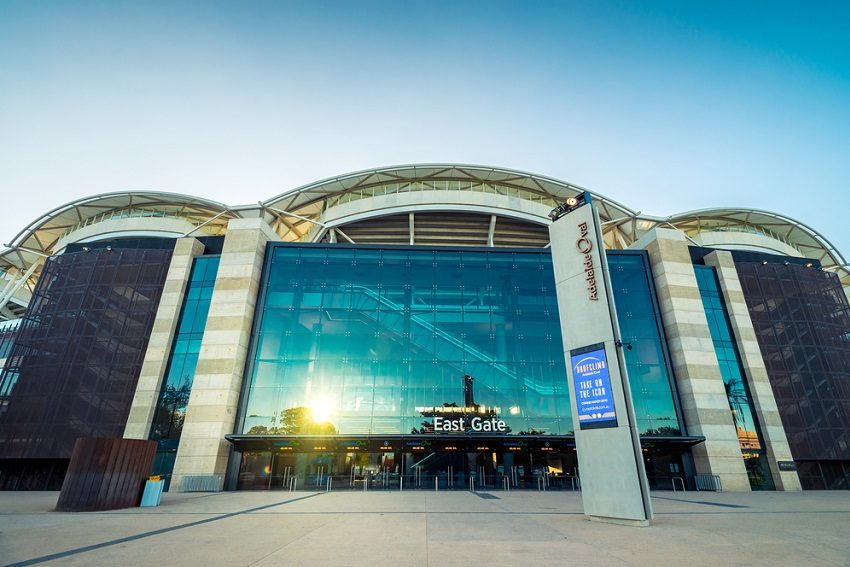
[[0, 325, 17, 359], [609, 253, 683, 435], [242, 246, 682, 439], [695, 264, 774, 489], [150, 256, 220, 445]]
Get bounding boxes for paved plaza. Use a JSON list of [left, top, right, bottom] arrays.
[[1, 489, 849, 566]]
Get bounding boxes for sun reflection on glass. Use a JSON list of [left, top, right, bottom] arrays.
[[309, 397, 335, 423]]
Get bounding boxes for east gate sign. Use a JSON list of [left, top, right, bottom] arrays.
[[433, 416, 507, 432]]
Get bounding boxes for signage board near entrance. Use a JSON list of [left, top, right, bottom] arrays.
[[433, 416, 507, 433], [549, 193, 653, 526], [570, 343, 617, 430]]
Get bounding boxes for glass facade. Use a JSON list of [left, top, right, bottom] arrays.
[[240, 245, 682, 438], [149, 255, 220, 485], [609, 253, 682, 436], [694, 265, 775, 490], [736, 260, 850, 489], [241, 246, 570, 437], [0, 320, 19, 361], [0, 246, 172, 488]]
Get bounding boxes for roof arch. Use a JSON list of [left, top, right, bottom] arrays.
[[260, 164, 639, 242], [2, 167, 848, 310], [0, 190, 238, 278], [663, 207, 847, 271]]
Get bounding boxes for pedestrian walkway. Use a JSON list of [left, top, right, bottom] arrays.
[[1, 490, 849, 566]]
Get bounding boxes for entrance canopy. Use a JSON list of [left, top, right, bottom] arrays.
[[225, 434, 705, 453]]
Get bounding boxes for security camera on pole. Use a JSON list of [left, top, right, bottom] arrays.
[[548, 193, 653, 527]]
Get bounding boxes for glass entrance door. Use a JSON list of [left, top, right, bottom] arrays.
[[236, 448, 583, 491]]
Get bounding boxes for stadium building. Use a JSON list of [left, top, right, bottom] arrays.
[[0, 164, 848, 492]]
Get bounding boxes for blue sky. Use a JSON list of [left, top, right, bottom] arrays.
[[1, 1, 848, 257]]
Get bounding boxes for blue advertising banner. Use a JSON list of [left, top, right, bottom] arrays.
[[570, 344, 618, 430]]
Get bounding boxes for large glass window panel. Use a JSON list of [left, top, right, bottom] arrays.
[[240, 246, 682, 440], [150, 255, 219, 444], [695, 264, 774, 489], [609, 253, 683, 435]]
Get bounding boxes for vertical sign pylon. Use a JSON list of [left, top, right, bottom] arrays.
[[549, 194, 653, 526]]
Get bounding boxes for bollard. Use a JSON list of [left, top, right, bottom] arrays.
[[469, 477, 475, 493], [435, 476, 438, 492], [327, 477, 332, 493]]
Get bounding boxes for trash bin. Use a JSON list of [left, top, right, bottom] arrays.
[[140, 476, 165, 507]]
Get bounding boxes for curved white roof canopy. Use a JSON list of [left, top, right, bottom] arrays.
[[662, 208, 848, 287], [2, 165, 846, 301], [0, 191, 238, 282]]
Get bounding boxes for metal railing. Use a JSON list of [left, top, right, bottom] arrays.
[[269, 470, 585, 492], [695, 473, 723, 492], [180, 474, 222, 492]]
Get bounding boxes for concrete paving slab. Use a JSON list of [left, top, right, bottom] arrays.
[[0, 490, 848, 567]]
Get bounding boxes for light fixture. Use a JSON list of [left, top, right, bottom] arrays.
[[548, 192, 591, 221]]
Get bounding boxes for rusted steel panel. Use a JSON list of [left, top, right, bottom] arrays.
[[56, 437, 156, 512]]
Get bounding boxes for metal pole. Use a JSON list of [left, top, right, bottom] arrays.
[[327, 477, 332, 493], [435, 476, 438, 492]]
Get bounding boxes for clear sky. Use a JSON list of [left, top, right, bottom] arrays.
[[1, 1, 848, 257]]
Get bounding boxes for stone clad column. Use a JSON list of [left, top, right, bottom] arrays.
[[703, 251, 802, 491], [124, 237, 205, 440], [170, 217, 277, 491], [633, 228, 751, 491]]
